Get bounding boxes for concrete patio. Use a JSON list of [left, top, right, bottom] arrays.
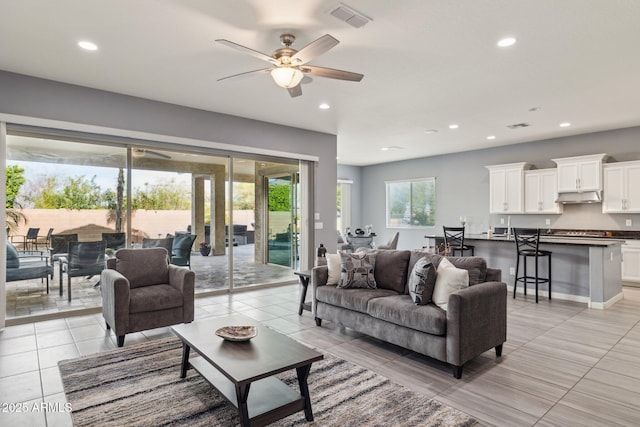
[[5, 244, 297, 320]]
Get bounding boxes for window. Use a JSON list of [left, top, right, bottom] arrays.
[[386, 178, 435, 228]]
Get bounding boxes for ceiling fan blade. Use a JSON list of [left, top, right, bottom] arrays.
[[287, 85, 303, 98], [217, 68, 273, 82], [301, 65, 364, 82], [291, 34, 339, 65], [215, 39, 280, 65]]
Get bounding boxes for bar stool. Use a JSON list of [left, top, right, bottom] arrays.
[[443, 226, 475, 256], [513, 228, 551, 303]]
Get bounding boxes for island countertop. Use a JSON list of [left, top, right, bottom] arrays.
[[464, 234, 625, 247], [424, 233, 623, 309]]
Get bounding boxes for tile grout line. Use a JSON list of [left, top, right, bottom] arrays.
[[532, 306, 640, 425]]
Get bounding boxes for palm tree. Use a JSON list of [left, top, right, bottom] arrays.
[[6, 207, 26, 234]]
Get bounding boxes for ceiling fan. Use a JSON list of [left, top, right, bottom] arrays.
[[132, 148, 171, 160], [215, 33, 364, 97]]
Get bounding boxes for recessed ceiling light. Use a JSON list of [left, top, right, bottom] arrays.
[[487, 135, 496, 140], [381, 147, 389, 151], [78, 41, 98, 51], [560, 122, 571, 127], [449, 124, 459, 129], [319, 103, 330, 110], [424, 129, 438, 134], [497, 37, 516, 47]]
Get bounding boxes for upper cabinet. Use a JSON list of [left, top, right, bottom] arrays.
[[552, 153, 608, 192], [524, 169, 563, 214], [486, 163, 531, 214], [603, 160, 640, 213]]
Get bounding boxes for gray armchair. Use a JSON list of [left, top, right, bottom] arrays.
[[101, 248, 195, 347], [377, 231, 399, 249]]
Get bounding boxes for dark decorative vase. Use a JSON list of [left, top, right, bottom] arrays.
[[199, 247, 211, 256]]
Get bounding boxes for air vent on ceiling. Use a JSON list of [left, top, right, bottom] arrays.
[[330, 3, 372, 28], [506, 123, 531, 129]]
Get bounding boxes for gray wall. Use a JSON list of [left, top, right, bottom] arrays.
[[0, 70, 338, 250], [337, 164, 362, 237], [359, 126, 640, 250]]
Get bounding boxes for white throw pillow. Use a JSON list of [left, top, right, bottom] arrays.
[[432, 257, 469, 311], [326, 253, 342, 285]]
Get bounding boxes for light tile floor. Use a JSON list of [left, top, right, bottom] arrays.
[[2, 285, 640, 426]]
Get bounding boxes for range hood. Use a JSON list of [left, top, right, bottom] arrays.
[[555, 191, 602, 204]]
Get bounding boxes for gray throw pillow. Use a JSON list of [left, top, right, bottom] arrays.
[[408, 256, 436, 305], [338, 251, 377, 289]]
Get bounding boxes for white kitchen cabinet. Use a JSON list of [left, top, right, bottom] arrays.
[[552, 153, 608, 192], [524, 169, 563, 213], [622, 243, 640, 283], [603, 161, 640, 213], [486, 163, 531, 214]]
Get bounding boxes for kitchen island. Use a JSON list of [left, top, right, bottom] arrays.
[[425, 234, 624, 309]]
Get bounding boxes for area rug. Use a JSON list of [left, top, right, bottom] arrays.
[[58, 337, 477, 427]]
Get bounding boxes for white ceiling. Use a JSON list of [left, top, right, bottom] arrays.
[[1, 0, 639, 166]]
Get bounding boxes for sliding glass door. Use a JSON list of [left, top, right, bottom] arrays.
[[266, 172, 299, 268]]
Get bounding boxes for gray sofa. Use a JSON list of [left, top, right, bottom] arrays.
[[312, 250, 507, 378]]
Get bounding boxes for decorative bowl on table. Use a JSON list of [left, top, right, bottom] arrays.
[[215, 326, 257, 341]]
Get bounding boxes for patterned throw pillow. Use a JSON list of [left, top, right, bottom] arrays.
[[337, 251, 377, 289], [408, 256, 436, 305]]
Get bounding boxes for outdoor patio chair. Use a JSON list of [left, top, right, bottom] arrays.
[[36, 228, 54, 250], [142, 237, 174, 262], [10, 227, 40, 251], [60, 240, 107, 302], [171, 234, 197, 269], [5, 242, 53, 292], [101, 247, 195, 347], [49, 233, 78, 281], [102, 232, 126, 252]]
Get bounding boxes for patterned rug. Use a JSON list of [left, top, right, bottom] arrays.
[[58, 337, 478, 426]]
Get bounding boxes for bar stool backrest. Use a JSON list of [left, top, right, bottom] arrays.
[[443, 226, 466, 250], [513, 228, 541, 255]]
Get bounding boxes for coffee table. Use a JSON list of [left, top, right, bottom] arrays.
[[171, 315, 323, 427]]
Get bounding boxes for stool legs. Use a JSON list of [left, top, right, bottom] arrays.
[[514, 253, 551, 303]]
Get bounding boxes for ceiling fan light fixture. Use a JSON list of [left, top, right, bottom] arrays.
[[271, 67, 304, 88]]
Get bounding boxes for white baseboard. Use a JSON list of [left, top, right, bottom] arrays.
[[508, 285, 624, 310], [507, 285, 590, 305], [589, 292, 624, 310]]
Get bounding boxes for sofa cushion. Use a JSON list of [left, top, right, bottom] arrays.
[[6, 243, 20, 268], [432, 257, 469, 311], [409, 251, 486, 286], [115, 248, 170, 289], [316, 285, 398, 314], [338, 251, 377, 289], [408, 257, 436, 305], [367, 295, 447, 336], [448, 256, 487, 285], [129, 284, 184, 314], [372, 250, 411, 293]]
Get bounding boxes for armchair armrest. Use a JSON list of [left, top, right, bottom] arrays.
[[446, 281, 507, 367], [100, 269, 131, 335], [311, 265, 329, 314], [168, 265, 195, 323]]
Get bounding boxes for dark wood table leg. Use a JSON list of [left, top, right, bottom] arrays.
[[297, 274, 310, 315], [296, 364, 314, 421], [180, 343, 191, 378], [235, 383, 251, 427]]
